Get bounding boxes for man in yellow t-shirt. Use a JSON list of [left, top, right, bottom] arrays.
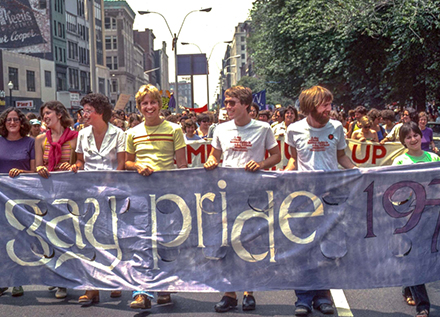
[[125, 84, 187, 310]]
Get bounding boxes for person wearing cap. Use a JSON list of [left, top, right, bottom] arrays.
[[29, 119, 42, 138]]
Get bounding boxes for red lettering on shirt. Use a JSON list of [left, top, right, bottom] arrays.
[[230, 136, 252, 152], [308, 137, 329, 152]]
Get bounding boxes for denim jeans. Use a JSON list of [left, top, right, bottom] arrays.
[[295, 289, 333, 311]]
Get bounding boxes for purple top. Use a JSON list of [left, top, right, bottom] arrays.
[[0, 136, 35, 173], [421, 127, 433, 152]]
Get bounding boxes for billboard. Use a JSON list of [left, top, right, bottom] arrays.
[[0, 0, 51, 53], [177, 54, 208, 76]]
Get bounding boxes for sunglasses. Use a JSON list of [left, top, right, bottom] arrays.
[[224, 100, 236, 106]]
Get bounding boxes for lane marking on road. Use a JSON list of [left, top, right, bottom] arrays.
[[331, 289, 353, 317]]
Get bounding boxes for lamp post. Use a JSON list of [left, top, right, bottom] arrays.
[[7, 81, 13, 107], [181, 41, 231, 109], [138, 8, 211, 113]]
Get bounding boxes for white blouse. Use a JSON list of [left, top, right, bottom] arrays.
[[75, 124, 125, 171]]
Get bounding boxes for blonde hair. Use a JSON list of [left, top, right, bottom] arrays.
[[299, 86, 333, 115], [135, 84, 162, 110]]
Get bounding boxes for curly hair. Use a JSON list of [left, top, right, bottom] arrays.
[[40, 101, 73, 128], [80, 93, 112, 123], [0, 107, 31, 138], [135, 84, 162, 110]]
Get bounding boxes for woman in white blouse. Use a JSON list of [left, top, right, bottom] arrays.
[[70, 93, 125, 305]]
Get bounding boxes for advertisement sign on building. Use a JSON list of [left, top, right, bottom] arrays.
[[0, 0, 51, 53], [16, 100, 33, 109]]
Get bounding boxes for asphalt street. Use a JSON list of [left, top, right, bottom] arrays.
[[0, 282, 439, 317]]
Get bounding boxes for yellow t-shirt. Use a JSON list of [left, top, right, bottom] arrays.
[[126, 121, 186, 171]]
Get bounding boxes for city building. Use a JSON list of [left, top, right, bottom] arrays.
[[105, 0, 147, 113], [170, 81, 191, 109]]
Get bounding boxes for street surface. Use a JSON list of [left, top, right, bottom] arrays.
[[0, 282, 439, 316]]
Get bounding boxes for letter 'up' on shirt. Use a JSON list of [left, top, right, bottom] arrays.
[[286, 118, 347, 171], [125, 120, 186, 171], [211, 119, 278, 168]]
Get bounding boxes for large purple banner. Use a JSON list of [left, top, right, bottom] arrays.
[[0, 165, 439, 291]]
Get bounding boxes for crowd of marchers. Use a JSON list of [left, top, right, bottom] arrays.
[[0, 84, 434, 317]]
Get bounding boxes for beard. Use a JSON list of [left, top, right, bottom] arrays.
[[310, 107, 330, 125]]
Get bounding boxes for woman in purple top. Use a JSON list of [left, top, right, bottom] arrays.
[[0, 107, 35, 298], [419, 112, 438, 154]]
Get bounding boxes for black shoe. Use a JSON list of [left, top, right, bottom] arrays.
[[214, 296, 238, 313], [242, 294, 256, 311], [295, 305, 310, 316], [317, 303, 335, 315]]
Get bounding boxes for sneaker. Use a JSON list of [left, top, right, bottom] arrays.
[[0, 287, 8, 296], [295, 305, 310, 316], [317, 303, 335, 315], [12, 286, 23, 297], [214, 295, 238, 313], [130, 294, 151, 309], [55, 287, 67, 299]]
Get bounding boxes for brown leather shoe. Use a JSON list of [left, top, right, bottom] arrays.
[[78, 290, 99, 305], [130, 294, 151, 309], [157, 294, 172, 304], [110, 290, 122, 298]]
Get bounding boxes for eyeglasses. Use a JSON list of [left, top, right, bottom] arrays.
[[6, 117, 20, 123], [224, 100, 236, 106], [83, 109, 95, 115]]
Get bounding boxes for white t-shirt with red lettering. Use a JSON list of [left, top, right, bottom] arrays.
[[211, 119, 278, 168], [286, 118, 346, 171]]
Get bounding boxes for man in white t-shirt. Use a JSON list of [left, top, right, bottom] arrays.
[[285, 86, 355, 316], [204, 86, 281, 313]]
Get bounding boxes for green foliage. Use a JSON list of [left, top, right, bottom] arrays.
[[249, 0, 440, 110]]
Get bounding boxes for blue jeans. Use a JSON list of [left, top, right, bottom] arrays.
[[295, 290, 333, 311]]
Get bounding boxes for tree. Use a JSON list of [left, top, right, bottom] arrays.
[[249, 0, 440, 111]]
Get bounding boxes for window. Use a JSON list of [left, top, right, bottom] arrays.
[[113, 56, 118, 70], [45, 71, 52, 87], [69, 68, 79, 90], [57, 72, 67, 91], [54, 20, 57, 36], [241, 54, 245, 59], [105, 17, 110, 29], [80, 71, 88, 93], [98, 77, 105, 95], [112, 79, 118, 93], [106, 56, 112, 69], [241, 45, 245, 50], [66, 13, 77, 34], [105, 36, 111, 50], [8, 67, 19, 90], [26, 70, 35, 92], [58, 22, 62, 38], [112, 36, 117, 49]]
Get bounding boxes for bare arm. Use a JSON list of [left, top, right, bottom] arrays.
[[8, 159, 36, 178], [337, 149, 356, 169], [125, 152, 153, 176], [70, 152, 85, 173], [204, 148, 222, 170], [284, 146, 298, 171], [245, 145, 281, 172], [175, 147, 188, 169], [347, 121, 355, 139], [116, 152, 125, 170], [35, 134, 49, 178]]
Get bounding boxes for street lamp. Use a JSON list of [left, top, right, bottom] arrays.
[[181, 41, 231, 109], [7, 81, 13, 107], [138, 8, 212, 113]]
